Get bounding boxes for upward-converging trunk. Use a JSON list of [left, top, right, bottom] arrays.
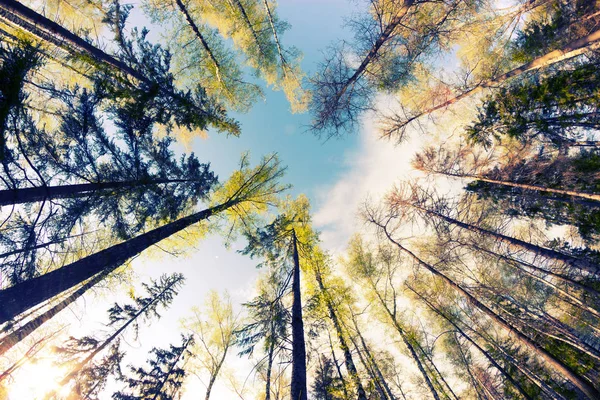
[[290, 230, 307, 400], [376, 223, 600, 399], [408, 286, 535, 400], [394, 29, 600, 131], [314, 269, 368, 400], [58, 277, 182, 390], [0, 199, 236, 324], [414, 204, 599, 274], [0, 269, 110, 356], [205, 345, 229, 400], [0, 178, 196, 206]]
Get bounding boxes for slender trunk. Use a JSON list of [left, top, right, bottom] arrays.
[[378, 225, 599, 399], [328, 329, 350, 400], [418, 341, 459, 400], [332, 0, 415, 103], [408, 286, 534, 400], [314, 268, 367, 400], [415, 204, 598, 274], [290, 230, 307, 400], [265, 322, 275, 400], [174, 0, 223, 82], [205, 345, 229, 400], [0, 199, 237, 324], [369, 282, 441, 400], [396, 29, 600, 130], [0, 0, 236, 133], [0, 178, 195, 206], [463, 240, 600, 301], [153, 336, 193, 400], [58, 276, 182, 388], [0, 269, 110, 356], [0, 0, 145, 80], [464, 175, 600, 203], [230, 0, 266, 57], [453, 334, 486, 400], [348, 333, 387, 400], [261, 0, 286, 68], [352, 318, 396, 400]]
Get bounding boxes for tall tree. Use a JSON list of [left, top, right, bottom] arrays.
[[52, 273, 185, 398], [0, 153, 287, 323], [182, 291, 238, 400], [113, 334, 194, 400], [364, 200, 600, 399], [309, 0, 475, 137]]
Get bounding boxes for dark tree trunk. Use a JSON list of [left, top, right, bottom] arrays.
[[314, 269, 368, 400], [408, 286, 534, 400], [0, 269, 110, 356], [290, 230, 307, 400], [0, 200, 236, 324], [378, 224, 600, 399], [417, 205, 599, 274], [0, 178, 195, 206]]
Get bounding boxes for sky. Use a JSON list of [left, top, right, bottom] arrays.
[[3, 1, 468, 398]]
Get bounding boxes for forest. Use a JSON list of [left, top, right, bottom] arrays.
[[0, 0, 600, 399]]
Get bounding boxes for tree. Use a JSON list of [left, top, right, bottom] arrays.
[[466, 59, 600, 148], [241, 196, 318, 400], [364, 200, 600, 399], [182, 291, 239, 400], [143, 0, 262, 112], [309, 0, 475, 137], [0, 153, 287, 324], [235, 268, 290, 400], [52, 273, 185, 398], [112, 334, 194, 400], [383, 9, 600, 140], [0, 0, 239, 135]]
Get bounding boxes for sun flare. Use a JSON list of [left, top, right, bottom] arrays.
[[7, 358, 68, 400]]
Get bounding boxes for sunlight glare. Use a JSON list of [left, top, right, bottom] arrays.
[[7, 358, 67, 400]]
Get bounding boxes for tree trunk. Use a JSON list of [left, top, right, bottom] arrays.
[[314, 269, 367, 400], [415, 204, 598, 274], [333, 0, 415, 103], [174, 0, 224, 82], [205, 345, 229, 400], [328, 329, 350, 400], [466, 175, 600, 203], [290, 230, 307, 400], [0, 0, 237, 134], [394, 28, 600, 131], [352, 318, 396, 400], [0, 0, 145, 80], [0, 178, 195, 206], [58, 276, 182, 388], [369, 282, 441, 400], [0, 269, 110, 356], [265, 322, 275, 400], [348, 333, 388, 400], [0, 199, 236, 324], [154, 336, 193, 400], [378, 225, 600, 399], [463, 240, 600, 302]]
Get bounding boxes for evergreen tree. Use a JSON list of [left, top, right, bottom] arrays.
[[112, 334, 194, 400]]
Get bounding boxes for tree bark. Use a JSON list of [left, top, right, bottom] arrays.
[[0, 269, 110, 356], [205, 345, 229, 400], [153, 336, 193, 400], [377, 224, 600, 399], [394, 28, 600, 131], [314, 268, 368, 400], [264, 321, 275, 400], [58, 276, 182, 388], [0, 178, 196, 206], [414, 204, 599, 274], [290, 230, 307, 400], [0, 199, 236, 324]]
